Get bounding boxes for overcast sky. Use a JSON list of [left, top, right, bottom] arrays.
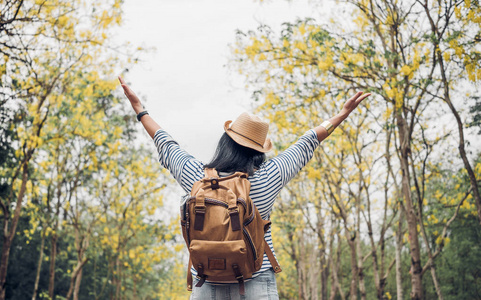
[[116, 0, 481, 217], [117, 0, 322, 162]]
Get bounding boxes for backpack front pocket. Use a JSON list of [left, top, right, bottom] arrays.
[[189, 239, 251, 281]]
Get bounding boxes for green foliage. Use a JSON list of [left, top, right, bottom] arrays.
[[437, 216, 481, 299], [0, 106, 15, 202], [4, 216, 41, 299]]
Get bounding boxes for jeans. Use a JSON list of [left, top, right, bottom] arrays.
[[189, 268, 279, 300]]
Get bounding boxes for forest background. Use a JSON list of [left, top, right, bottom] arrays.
[[1, 0, 480, 299]]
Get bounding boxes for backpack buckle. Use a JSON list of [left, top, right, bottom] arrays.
[[195, 264, 207, 287], [232, 264, 245, 295], [210, 178, 219, 190], [195, 207, 205, 214]]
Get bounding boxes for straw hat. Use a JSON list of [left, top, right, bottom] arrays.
[[224, 112, 272, 153]]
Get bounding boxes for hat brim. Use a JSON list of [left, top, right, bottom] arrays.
[[224, 120, 272, 153]]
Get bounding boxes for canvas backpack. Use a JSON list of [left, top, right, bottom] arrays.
[[180, 168, 281, 295]]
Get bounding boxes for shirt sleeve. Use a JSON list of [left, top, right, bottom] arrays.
[[153, 129, 204, 193], [250, 129, 320, 217], [270, 129, 320, 186]]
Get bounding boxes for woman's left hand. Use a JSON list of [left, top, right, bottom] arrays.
[[341, 91, 371, 116], [313, 91, 371, 142]]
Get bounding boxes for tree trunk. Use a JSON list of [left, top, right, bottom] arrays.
[[299, 235, 308, 299], [329, 233, 345, 300], [320, 248, 329, 300], [73, 267, 83, 300], [115, 255, 121, 300], [48, 233, 58, 299], [402, 160, 424, 300], [65, 258, 88, 300], [368, 227, 382, 299], [308, 247, 319, 300], [32, 230, 46, 300], [0, 239, 12, 300], [429, 262, 444, 300], [356, 198, 366, 300], [288, 230, 303, 300], [395, 209, 404, 300], [396, 112, 423, 299], [347, 238, 358, 300]]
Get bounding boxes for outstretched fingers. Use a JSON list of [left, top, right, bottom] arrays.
[[342, 91, 372, 113], [348, 91, 370, 104], [348, 91, 364, 102], [355, 92, 371, 105], [118, 76, 143, 112], [118, 76, 131, 95], [118, 76, 138, 100]]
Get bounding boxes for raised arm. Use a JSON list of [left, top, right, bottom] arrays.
[[118, 76, 161, 139], [118, 76, 204, 191], [314, 91, 371, 142]]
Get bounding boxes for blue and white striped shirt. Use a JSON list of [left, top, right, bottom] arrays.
[[153, 128, 320, 279]]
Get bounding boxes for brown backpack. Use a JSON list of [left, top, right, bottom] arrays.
[[181, 168, 281, 295]]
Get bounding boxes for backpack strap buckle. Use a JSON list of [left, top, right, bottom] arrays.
[[226, 190, 241, 231], [235, 274, 244, 281], [195, 207, 206, 214], [194, 207, 205, 231], [232, 264, 245, 295], [194, 190, 206, 231], [195, 264, 207, 287], [229, 209, 241, 231]]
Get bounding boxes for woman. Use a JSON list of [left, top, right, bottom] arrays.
[[118, 76, 370, 299]]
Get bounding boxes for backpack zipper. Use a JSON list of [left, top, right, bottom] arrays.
[[242, 228, 257, 264], [244, 212, 254, 226], [237, 198, 247, 210], [185, 205, 190, 245], [204, 198, 228, 207]]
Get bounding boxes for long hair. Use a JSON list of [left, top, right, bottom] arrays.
[[205, 133, 266, 176]]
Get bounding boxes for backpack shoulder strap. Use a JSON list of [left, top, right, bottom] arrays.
[[187, 257, 193, 291], [264, 240, 282, 273]]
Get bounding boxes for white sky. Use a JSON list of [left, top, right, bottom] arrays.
[[118, 0, 321, 162]]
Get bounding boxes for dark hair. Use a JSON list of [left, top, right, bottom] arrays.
[[205, 133, 266, 176]]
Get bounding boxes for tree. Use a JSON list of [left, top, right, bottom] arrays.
[[0, 0, 128, 298], [231, 0, 480, 298]]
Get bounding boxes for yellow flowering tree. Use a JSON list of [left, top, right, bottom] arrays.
[[231, 0, 480, 299], [0, 0, 170, 299]]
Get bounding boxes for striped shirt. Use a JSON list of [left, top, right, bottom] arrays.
[[153, 128, 320, 280]]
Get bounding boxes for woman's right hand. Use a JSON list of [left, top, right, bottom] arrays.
[[118, 76, 162, 138], [118, 76, 143, 114]]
